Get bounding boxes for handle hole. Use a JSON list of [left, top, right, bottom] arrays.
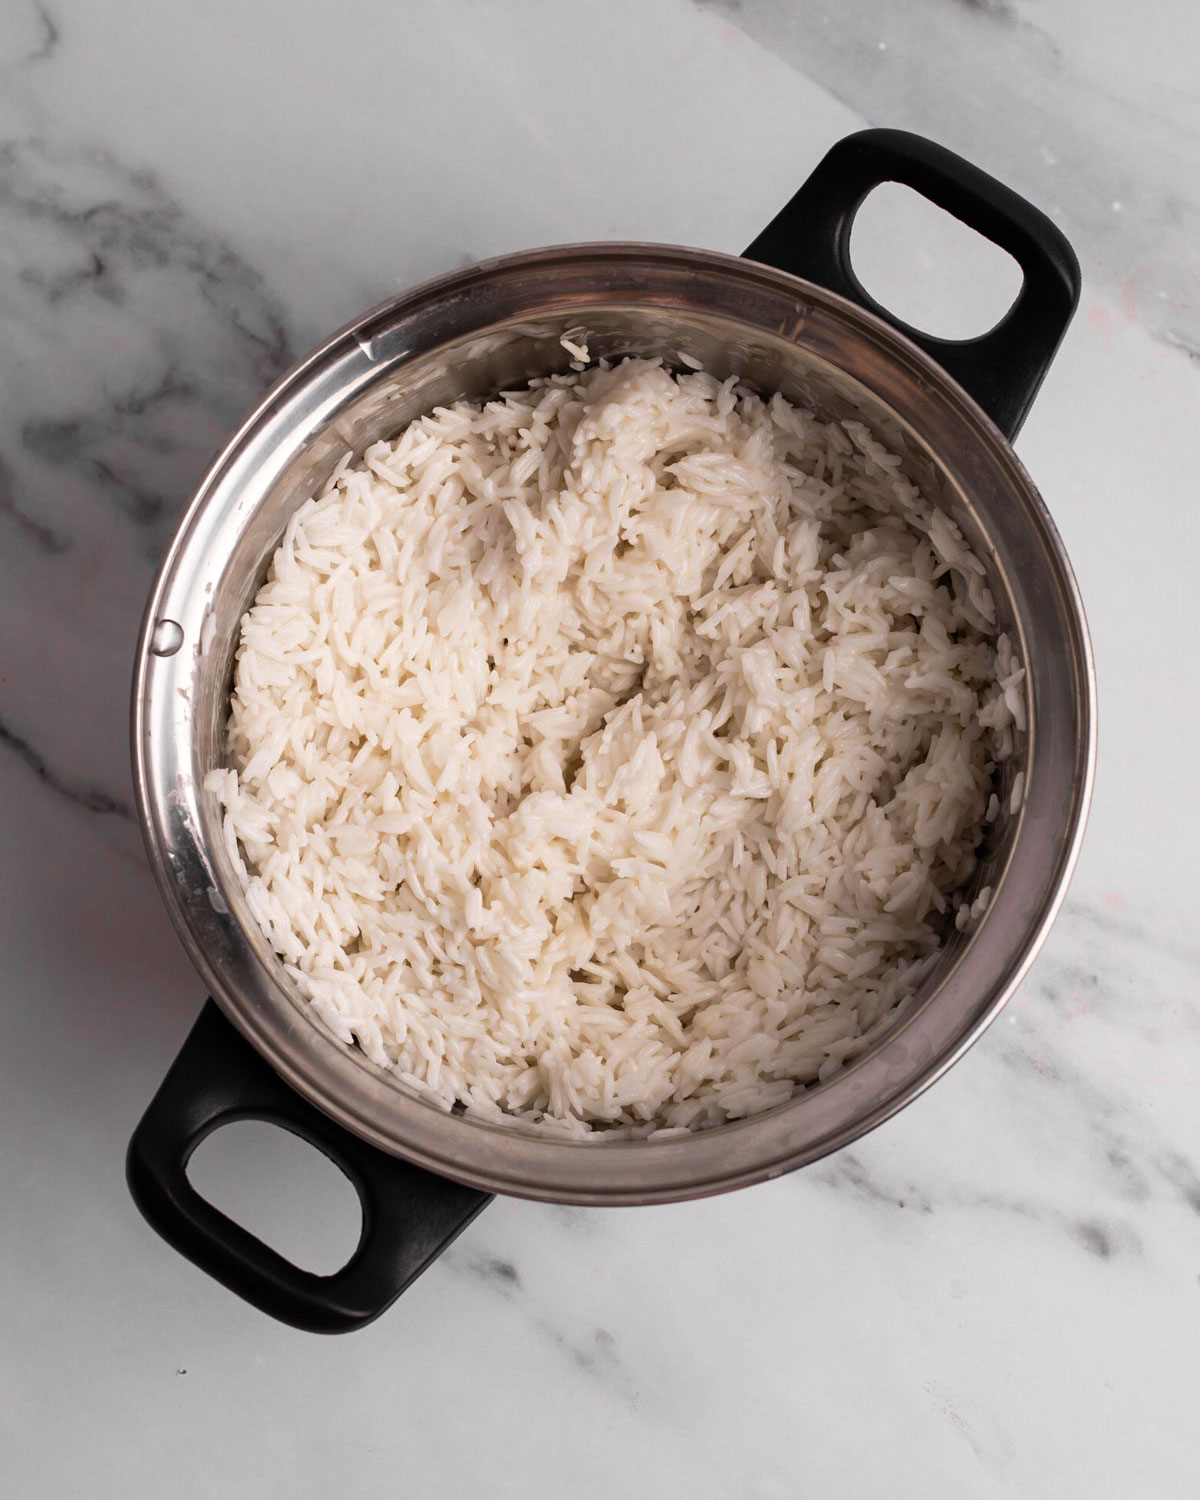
[[187, 1118, 363, 1275], [848, 183, 1023, 340]]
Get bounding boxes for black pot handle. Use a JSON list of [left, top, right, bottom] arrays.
[[743, 128, 1081, 441], [127, 1001, 492, 1333]]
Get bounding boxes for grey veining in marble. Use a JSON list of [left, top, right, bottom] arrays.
[[697, 0, 1200, 354], [2, 2, 1198, 1497]]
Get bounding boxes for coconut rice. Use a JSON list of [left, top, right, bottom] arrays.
[[207, 358, 1023, 1137]]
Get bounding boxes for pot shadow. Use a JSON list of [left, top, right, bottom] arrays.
[[0, 763, 207, 1140]]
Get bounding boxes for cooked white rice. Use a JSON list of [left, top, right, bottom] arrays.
[[207, 358, 1022, 1138]]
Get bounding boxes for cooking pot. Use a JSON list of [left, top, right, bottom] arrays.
[[128, 130, 1096, 1332]]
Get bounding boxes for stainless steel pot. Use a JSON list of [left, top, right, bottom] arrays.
[[128, 131, 1096, 1332]]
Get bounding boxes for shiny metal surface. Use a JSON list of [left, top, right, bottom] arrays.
[[133, 244, 1096, 1204]]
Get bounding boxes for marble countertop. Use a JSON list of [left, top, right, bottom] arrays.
[[3, 1, 1197, 1495]]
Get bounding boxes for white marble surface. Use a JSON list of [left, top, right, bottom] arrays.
[[2, 1, 1198, 1494]]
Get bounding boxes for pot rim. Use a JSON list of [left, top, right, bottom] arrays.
[[133, 240, 1097, 1204]]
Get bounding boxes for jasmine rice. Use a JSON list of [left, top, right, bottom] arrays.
[[207, 359, 1022, 1137]]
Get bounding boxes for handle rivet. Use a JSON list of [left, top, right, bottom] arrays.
[[150, 619, 184, 657]]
